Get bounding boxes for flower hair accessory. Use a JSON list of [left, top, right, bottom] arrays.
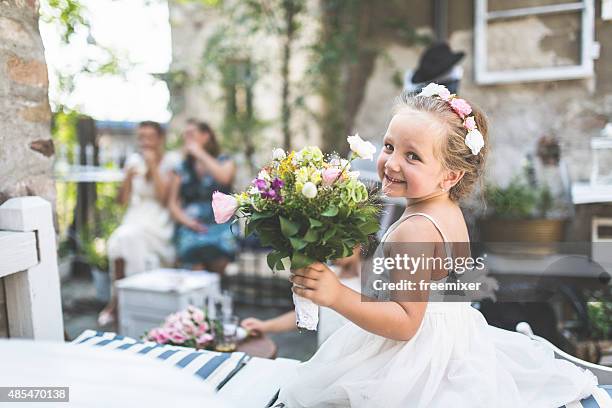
[[419, 83, 484, 155]]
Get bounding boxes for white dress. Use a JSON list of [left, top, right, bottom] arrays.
[[277, 213, 598, 408], [107, 152, 179, 278]]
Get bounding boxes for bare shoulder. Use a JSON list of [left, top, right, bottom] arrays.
[[386, 215, 441, 244]]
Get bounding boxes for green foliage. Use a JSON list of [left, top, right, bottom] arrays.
[[81, 183, 124, 271], [40, 0, 87, 43], [485, 177, 558, 220], [485, 178, 538, 220], [588, 300, 612, 340]]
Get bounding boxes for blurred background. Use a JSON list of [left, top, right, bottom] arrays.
[[0, 0, 611, 363]]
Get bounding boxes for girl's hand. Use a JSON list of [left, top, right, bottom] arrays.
[[184, 218, 207, 233], [291, 262, 343, 308], [241, 317, 268, 336], [185, 141, 202, 157]]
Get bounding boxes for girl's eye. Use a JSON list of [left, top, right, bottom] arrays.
[[406, 152, 420, 161], [384, 143, 393, 152]]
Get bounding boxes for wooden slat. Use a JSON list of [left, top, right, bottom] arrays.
[[0, 278, 7, 338], [487, 2, 584, 20], [0, 231, 38, 278]]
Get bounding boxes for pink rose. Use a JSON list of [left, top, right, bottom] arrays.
[[196, 333, 214, 346], [322, 168, 342, 186], [169, 330, 187, 344], [212, 191, 238, 224], [181, 318, 197, 335], [449, 98, 472, 119], [148, 328, 170, 344], [189, 306, 205, 323], [196, 322, 209, 336], [463, 116, 476, 131], [437, 87, 451, 101]]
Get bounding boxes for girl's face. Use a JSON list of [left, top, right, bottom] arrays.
[[137, 126, 163, 150], [376, 109, 447, 199], [183, 123, 210, 147]]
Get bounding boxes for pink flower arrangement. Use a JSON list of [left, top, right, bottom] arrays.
[[145, 305, 217, 349]]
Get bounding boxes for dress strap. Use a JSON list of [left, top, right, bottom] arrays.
[[381, 212, 453, 259]]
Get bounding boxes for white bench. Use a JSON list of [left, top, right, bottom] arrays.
[[0, 196, 64, 340]]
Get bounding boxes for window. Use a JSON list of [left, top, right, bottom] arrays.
[[474, 0, 599, 84]]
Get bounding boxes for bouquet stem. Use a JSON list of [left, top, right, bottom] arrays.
[[280, 256, 319, 330], [293, 292, 319, 331]]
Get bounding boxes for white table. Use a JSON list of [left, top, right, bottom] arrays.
[[116, 269, 221, 338]]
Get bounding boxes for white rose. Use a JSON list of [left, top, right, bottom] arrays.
[[419, 83, 450, 99], [301, 182, 318, 198], [272, 148, 286, 161], [465, 129, 485, 155], [248, 186, 260, 195], [347, 133, 377, 160]]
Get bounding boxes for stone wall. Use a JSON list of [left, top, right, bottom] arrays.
[[0, 0, 54, 205], [354, 0, 612, 188]]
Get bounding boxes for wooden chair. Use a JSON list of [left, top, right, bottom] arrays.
[[0, 196, 64, 340]]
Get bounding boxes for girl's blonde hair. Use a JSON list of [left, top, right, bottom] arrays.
[[394, 90, 489, 202]]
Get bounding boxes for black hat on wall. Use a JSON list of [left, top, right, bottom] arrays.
[[411, 42, 465, 84]]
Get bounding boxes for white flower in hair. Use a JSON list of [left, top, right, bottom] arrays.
[[419, 83, 451, 100], [465, 129, 485, 155]]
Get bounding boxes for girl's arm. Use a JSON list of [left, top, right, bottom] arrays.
[[167, 172, 206, 232], [241, 311, 297, 335], [142, 149, 170, 205], [117, 168, 136, 206], [291, 216, 439, 341], [189, 147, 236, 186]]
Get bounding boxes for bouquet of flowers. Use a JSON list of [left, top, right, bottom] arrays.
[[212, 135, 381, 330], [145, 305, 218, 349]]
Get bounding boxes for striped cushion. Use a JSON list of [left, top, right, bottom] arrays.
[[561, 385, 612, 408], [72, 330, 249, 390]]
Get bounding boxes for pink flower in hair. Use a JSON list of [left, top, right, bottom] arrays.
[[450, 98, 472, 119], [463, 116, 476, 131]]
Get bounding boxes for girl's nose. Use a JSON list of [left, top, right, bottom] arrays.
[[384, 153, 402, 172]]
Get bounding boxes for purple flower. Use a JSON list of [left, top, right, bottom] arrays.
[[271, 177, 284, 190], [253, 178, 268, 191]]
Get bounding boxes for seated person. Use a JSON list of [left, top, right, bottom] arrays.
[[98, 121, 179, 326], [168, 120, 237, 273]]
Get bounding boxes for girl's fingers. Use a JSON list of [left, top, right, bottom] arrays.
[[292, 268, 320, 280], [290, 274, 318, 289], [292, 285, 312, 299]]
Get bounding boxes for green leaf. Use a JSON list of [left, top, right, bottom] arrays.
[[291, 252, 315, 269], [322, 226, 337, 242], [280, 216, 300, 237], [289, 237, 307, 250], [309, 218, 323, 228], [251, 211, 274, 222], [321, 204, 339, 217], [359, 220, 380, 235], [303, 229, 319, 243], [267, 251, 285, 271]]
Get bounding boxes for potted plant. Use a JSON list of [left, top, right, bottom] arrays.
[[480, 170, 566, 255]]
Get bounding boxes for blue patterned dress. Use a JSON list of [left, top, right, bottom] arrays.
[[173, 155, 237, 265]]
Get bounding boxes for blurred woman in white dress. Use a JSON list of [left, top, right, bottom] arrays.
[[98, 121, 179, 326]]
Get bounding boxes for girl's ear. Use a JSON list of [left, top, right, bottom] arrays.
[[442, 169, 465, 191]]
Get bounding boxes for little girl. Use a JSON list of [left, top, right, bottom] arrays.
[[277, 85, 598, 407]]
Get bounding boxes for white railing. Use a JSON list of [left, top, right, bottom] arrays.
[[0, 196, 64, 340]]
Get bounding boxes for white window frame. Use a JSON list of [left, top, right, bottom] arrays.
[[474, 0, 598, 84]]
